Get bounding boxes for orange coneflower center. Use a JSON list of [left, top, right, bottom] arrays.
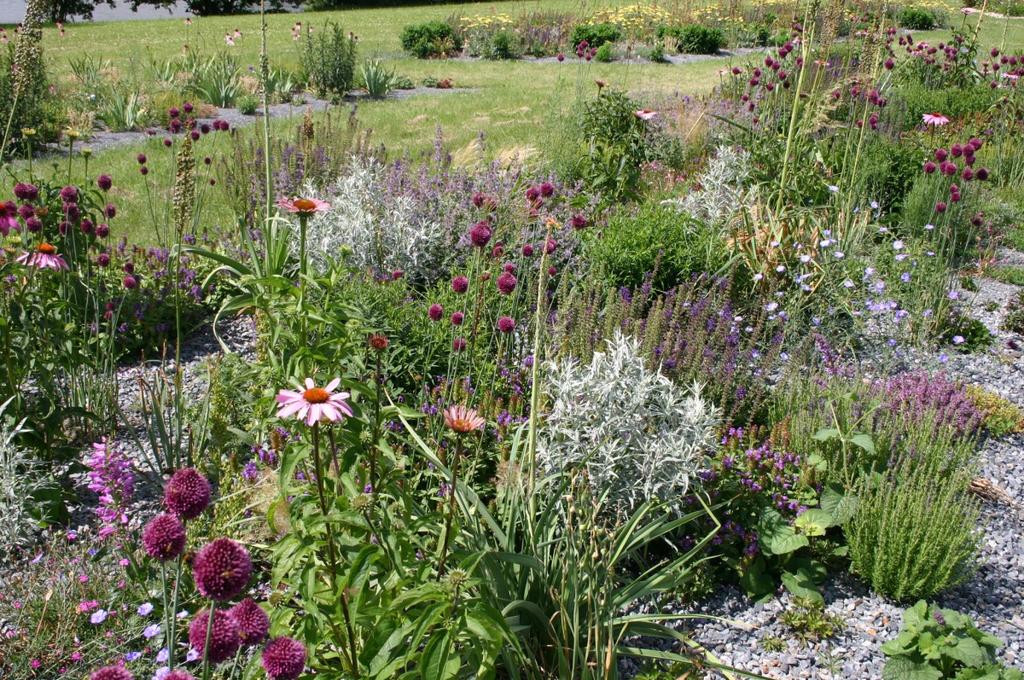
[[303, 387, 330, 404], [293, 198, 318, 213], [37, 242, 57, 255]]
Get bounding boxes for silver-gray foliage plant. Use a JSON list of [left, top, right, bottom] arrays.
[[299, 157, 447, 281], [0, 398, 45, 560], [664, 144, 752, 225], [538, 330, 720, 515]]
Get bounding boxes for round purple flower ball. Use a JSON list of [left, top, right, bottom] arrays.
[[14, 182, 39, 201], [60, 185, 78, 203], [228, 598, 270, 646], [428, 303, 443, 321], [497, 316, 516, 334], [105, 203, 117, 218], [469, 221, 492, 247], [452, 337, 467, 352], [97, 175, 113, 191], [96, 253, 110, 267], [123, 275, 138, 290], [976, 167, 989, 180], [451, 276, 469, 294], [539, 181, 554, 198], [521, 243, 534, 257], [164, 672, 197, 680], [164, 468, 212, 520], [193, 538, 252, 601], [923, 161, 936, 174], [26, 216, 42, 232], [262, 637, 307, 680], [90, 666, 134, 680], [496, 272, 517, 295], [188, 607, 240, 663], [451, 311, 465, 326], [142, 513, 187, 561], [97, 223, 110, 238]]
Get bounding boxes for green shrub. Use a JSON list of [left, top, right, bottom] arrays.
[[400, 20, 462, 58], [584, 204, 729, 291], [846, 440, 980, 601], [848, 136, 923, 219], [570, 22, 621, 48], [1003, 289, 1024, 334], [236, 93, 258, 115], [882, 601, 1021, 680], [301, 21, 357, 97], [647, 44, 667, 62], [359, 58, 397, 97], [594, 42, 614, 62], [897, 7, 937, 29], [942, 313, 994, 352], [1007, 1, 1024, 15], [658, 25, 724, 54], [485, 30, 522, 60]]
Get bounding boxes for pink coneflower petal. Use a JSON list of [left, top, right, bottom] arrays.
[[325, 377, 341, 392]]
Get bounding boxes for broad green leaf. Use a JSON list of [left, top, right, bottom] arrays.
[[420, 631, 459, 680], [820, 485, 859, 524], [781, 569, 823, 605], [881, 657, 943, 680], [850, 433, 876, 455], [794, 509, 834, 536]]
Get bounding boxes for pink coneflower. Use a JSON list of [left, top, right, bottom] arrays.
[[922, 112, 949, 126], [262, 637, 307, 680], [275, 197, 330, 216], [275, 378, 353, 426], [635, 109, 658, 121], [443, 405, 485, 434], [16, 242, 69, 270]]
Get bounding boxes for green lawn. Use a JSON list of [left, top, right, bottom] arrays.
[[10, 1, 1024, 243]]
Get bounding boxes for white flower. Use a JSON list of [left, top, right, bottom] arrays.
[[893, 240, 904, 250]]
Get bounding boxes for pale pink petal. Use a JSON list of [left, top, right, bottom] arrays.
[[305, 406, 318, 427], [324, 378, 341, 392], [304, 378, 315, 390], [277, 400, 306, 418], [321, 404, 340, 422], [276, 390, 303, 404]]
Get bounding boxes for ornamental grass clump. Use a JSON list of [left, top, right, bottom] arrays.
[[538, 330, 719, 516]]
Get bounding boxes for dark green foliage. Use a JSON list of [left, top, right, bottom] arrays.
[[485, 30, 521, 60], [887, 82, 999, 131], [780, 598, 844, 645], [897, 7, 938, 30], [570, 22, 621, 48], [584, 204, 729, 291], [400, 20, 462, 58], [647, 44, 667, 62], [594, 43, 614, 62], [658, 25, 724, 54], [850, 136, 923, 219], [942, 313, 994, 352], [882, 601, 1022, 680], [301, 21, 357, 97]]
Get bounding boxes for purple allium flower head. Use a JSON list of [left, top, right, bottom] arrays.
[[188, 608, 240, 663], [164, 468, 212, 520], [164, 672, 197, 680], [496, 272, 517, 295], [452, 337, 467, 352], [262, 637, 307, 680], [105, 203, 117, 218], [90, 666, 134, 680], [228, 598, 269, 646], [521, 243, 534, 257], [450, 311, 465, 326], [137, 153, 147, 165], [97, 253, 110, 267], [192, 538, 252, 600], [428, 303, 443, 321], [60, 185, 79, 203], [123, 274, 138, 290], [97, 175, 113, 191], [97, 223, 109, 238], [142, 513, 186, 561], [469, 220, 492, 247], [570, 214, 588, 229], [451, 276, 469, 294], [26, 216, 42, 232], [539, 181, 555, 197], [14, 182, 39, 201], [497, 316, 516, 333]]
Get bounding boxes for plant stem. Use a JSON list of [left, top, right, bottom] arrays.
[[436, 438, 461, 576], [201, 601, 216, 680]]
